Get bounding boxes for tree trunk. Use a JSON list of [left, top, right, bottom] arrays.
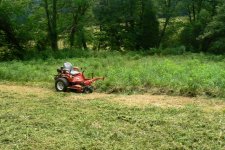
[[69, 4, 88, 48], [69, 12, 78, 48], [158, 17, 170, 46], [197, 0, 203, 14], [44, 0, 58, 51], [192, 2, 196, 22], [81, 32, 87, 50], [97, 25, 102, 51], [158, 0, 172, 46], [187, 6, 192, 23], [69, 25, 76, 48], [211, 0, 217, 16], [52, 0, 58, 51]]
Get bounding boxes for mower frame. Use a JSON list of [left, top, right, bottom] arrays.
[[54, 67, 104, 93]]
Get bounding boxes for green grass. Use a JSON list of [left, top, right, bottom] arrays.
[[1, 51, 225, 97], [0, 88, 224, 149]]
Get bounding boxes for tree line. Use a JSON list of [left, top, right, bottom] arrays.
[[0, 0, 224, 60]]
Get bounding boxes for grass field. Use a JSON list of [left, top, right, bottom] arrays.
[[0, 52, 225, 149], [1, 52, 225, 97], [0, 84, 224, 149]]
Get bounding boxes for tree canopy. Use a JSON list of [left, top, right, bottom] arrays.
[[0, 0, 225, 60]]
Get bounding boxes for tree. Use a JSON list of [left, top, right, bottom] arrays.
[[93, 0, 124, 50], [156, 0, 179, 46], [68, 0, 89, 48], [0, 0, 29, 59], [93, 0, 159, 50], [199, 3, 225, 53], [56, 0, 91, 49], [43, 0, 58, 51], [137, 0, 159, 49], [179, 0, 222, 51]]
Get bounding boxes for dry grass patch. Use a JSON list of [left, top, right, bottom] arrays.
[[110, 94, 225, 111], [0, 84, 53, 98], [0, 84, 224, 112]]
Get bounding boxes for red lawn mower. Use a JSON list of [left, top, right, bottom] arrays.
[[54, 62, 104, 93]]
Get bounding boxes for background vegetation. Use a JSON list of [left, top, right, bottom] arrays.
[[1, 51, 225, 98], [0, 0, 225, 60]]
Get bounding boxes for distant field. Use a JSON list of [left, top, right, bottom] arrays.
[[1, 52, 225, 97], [0, 84, 224, 149]]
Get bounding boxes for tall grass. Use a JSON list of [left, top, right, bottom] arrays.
[[1, 51, 225, 97]]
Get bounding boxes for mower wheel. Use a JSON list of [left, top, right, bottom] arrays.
[[83, 86, 93, 94], [55, 78, 69, 92]]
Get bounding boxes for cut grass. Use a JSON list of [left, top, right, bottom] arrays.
[[0, 84, 225, 149]]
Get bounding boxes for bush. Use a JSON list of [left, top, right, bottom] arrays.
[[0, 47, 17, 61], [180, 22, 204, 52], [208, 38, 225, 54], [149, 46, 186, 55]]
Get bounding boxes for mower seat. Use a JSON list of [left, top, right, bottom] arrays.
[[70, 70, 80, 75], [63, 62, 79, 76]]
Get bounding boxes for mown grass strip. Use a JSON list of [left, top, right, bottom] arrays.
[[0, 87, 224, 149]]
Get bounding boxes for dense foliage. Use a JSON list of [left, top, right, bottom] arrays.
[[0, 0, 224, 60]]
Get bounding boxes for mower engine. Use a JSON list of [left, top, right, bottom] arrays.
[[54, 62, 104, 93]]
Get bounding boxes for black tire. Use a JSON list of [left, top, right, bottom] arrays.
[[55, 78, 69, 92], [83, 86, 93, 94]]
